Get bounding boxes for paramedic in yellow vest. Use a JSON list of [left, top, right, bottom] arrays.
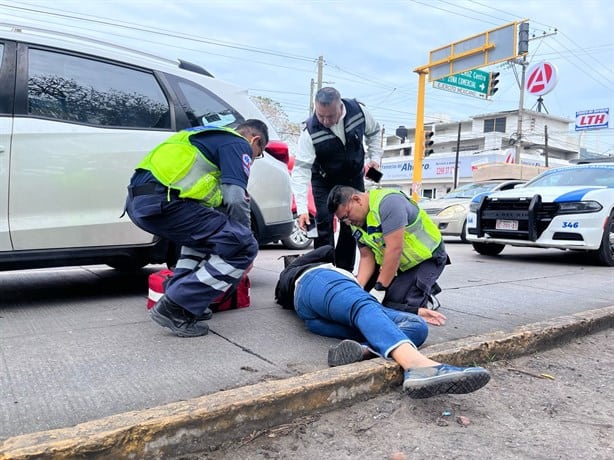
[[125, 119, 268, 338], [327, 185, 448, 326]]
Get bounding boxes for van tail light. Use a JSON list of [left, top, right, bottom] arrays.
[[264, 140, 289, 165]]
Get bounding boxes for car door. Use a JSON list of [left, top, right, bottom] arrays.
[[0, 40, 15, 251], [8, 43, 173, 250]]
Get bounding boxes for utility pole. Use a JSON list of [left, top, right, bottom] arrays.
[[309, 78, 315, 115], [544, 125, 549, 167], [309, 56, 334, 116], [515, 55, 527, 164], [514, 21, 530, 164], [316, 55, 324, 91]]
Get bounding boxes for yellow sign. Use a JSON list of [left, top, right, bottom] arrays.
[[427, 21, 522, 82]]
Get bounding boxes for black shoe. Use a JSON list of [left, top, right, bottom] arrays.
[[193, 308, 213, 321], [150, 295, 209, 337]]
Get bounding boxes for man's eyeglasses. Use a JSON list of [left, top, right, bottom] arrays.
[[339, 201, 353, 223], [251, 135, 265, 160]]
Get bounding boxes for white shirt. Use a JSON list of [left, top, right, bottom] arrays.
[[291, 102, 382, 215], [294, 263, 357, 291]]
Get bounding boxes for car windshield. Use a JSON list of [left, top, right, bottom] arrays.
[[527, 166, 614, 187], [443, 182, 501, 199]]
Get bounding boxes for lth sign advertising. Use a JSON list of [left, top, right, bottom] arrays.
[[575, 108, 609, 131]]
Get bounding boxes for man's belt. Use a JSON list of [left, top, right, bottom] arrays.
[[128, 182, 181, 199]]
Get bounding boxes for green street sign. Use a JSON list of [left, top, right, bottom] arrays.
[[433, 69, 491, 99]]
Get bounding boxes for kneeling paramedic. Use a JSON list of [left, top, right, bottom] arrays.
[[125, 120, 268, 337], [327, 185, 449, 314]]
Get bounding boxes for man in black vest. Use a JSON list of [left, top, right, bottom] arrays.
[[291, 87, 382, 271]]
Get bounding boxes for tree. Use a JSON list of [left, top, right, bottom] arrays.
[[251, 96, 301, 147]]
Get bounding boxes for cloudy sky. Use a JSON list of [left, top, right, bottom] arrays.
[[1, 0, 613, 153]]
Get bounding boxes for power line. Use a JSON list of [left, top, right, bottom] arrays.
[[0, 1, 316, 62]]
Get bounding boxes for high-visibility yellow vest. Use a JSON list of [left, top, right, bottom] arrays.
[[353, 189, 442, 271], [137, 126, 246, 207]]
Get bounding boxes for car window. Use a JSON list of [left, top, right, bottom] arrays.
[[0, 40, 14, 116], [528, 166, 614, 187], [444, 182, 499, 198], [498, 181, 522, 190], [27, 48, 171, 129], [165, 73, 244, 128]]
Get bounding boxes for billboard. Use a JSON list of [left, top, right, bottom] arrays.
[[380, 152, 557, 182], [575, 108, 609, 131]]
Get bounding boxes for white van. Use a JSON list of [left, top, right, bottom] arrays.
[[0, 25, 293, 271]]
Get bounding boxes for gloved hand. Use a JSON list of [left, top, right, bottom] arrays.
[[369, 288, 386, 304]]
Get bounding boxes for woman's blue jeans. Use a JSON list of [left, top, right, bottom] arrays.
[[294, 268, 429, 358]]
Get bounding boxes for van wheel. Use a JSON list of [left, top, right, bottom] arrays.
[[282, 214, 313, 250], [471, 242, 505, 256], [107, 256, 148, 271]]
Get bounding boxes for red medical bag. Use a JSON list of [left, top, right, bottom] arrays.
[[146, 269, 250, 312]]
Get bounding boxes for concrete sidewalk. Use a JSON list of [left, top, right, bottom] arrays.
[[1, 306, 613, 459], [1, 244, 613, 459]]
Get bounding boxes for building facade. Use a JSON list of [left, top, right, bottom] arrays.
[[380, 109, 579, 198]]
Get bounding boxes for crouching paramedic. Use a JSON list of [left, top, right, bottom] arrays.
[[125, 120, 268, 337], [327, 185, 449, 314]]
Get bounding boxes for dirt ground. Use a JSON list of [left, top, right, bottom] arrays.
[[184, 329, 612, 460]]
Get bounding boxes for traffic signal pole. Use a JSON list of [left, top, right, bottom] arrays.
[[410, 20, 527, 201], [411, 69, 427, 201]]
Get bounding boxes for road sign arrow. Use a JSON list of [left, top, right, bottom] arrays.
[[433, 68, 491, 99]]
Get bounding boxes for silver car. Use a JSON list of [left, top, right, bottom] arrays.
[[420, 180, 525, 242]]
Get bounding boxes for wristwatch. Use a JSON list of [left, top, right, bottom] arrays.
[[373, 282, 388, 292]]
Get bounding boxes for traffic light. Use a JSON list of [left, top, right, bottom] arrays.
[[424, 131, 434, 157], [488, 72, 500, 97]]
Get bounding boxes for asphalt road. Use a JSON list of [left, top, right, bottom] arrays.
[[1, 241, 612, 442]]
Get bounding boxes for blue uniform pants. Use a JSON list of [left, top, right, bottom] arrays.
[[125, 186, 257, 317], [294, 268, 429, 358]]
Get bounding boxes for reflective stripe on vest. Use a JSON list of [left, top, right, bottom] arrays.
[[306, 99, 367, 179], [345, 111, 365, 132], [137, 126, 245, 207], [353, 189, 442, 271]]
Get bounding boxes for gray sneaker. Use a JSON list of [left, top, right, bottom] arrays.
[[327, 340, 365, 367], [403, 364, 490, 399], [150, 295, 209, 337]]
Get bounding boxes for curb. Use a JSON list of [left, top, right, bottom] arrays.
[[2, 305, 613, 459]]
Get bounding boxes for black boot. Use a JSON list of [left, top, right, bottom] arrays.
[[150, 295, 209, 337], [193, 308, 213, 321]]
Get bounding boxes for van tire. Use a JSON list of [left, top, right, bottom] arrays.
[[282, 214, 314, 250]]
